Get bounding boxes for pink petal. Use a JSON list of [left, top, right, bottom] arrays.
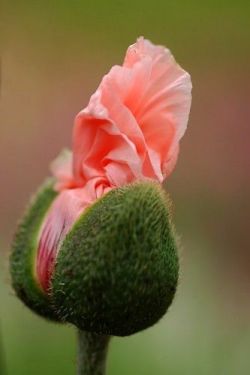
[[36, 181, 111, 292], [71, 36, 191, 186]]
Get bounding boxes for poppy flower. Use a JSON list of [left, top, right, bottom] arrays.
[[10, 37, 192, 336]]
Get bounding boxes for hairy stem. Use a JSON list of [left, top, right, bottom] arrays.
[[77, 330, 110, 375]]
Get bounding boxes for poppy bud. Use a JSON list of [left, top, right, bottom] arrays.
[[10, 180, 179, 336]]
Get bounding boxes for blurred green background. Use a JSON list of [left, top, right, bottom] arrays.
[[1, 1, 250, 374]]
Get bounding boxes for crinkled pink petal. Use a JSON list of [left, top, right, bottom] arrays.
[[72, 37, 191, 185], [73, 112, 144, 185]]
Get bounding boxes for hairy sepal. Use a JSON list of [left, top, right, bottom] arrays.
[[52, 181, 179, 336], [10, 179, 61, 321]]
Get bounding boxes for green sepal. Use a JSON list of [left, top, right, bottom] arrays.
[[10, 178, 60, 321], [52, 182, 179, 336]]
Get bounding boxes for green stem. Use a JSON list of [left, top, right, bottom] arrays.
[[77, 330, 111, 375]]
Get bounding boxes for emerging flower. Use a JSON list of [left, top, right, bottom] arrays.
[[36, 37, 192, 292]]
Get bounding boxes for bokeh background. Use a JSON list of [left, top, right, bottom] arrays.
[[1, 1, 250, 374]]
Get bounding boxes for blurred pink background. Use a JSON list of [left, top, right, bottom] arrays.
[[1, 2, 250, 374]]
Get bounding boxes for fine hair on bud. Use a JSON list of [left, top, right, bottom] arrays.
[[51, 182, 179, 336]]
